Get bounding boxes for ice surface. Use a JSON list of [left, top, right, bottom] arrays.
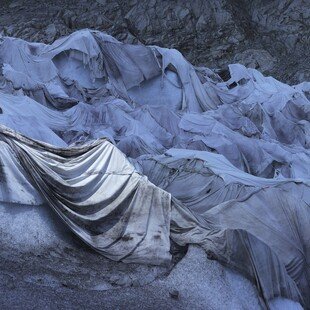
[[0, 203, 73, 251]]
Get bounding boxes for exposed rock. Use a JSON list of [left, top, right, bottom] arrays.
[[45, 23, 57, 42], [233, 49, 276, 74], [169, 289, 180, 300], [9, 0, 23, 9]]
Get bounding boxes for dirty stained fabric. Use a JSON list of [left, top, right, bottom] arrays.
[[139, 149, 310, 305], [0, 30, 309, 308], [0, 126, 172, 265], [0, 125, 309, 307]]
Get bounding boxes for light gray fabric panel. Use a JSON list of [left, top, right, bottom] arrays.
[[0, 126, 171, 265]]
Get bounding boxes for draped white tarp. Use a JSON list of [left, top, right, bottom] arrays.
[[0, 30, 309, 308], [0, 126, 172, 265]]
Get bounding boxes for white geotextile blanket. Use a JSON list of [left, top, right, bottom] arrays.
[[0, 30, 309, 307]]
